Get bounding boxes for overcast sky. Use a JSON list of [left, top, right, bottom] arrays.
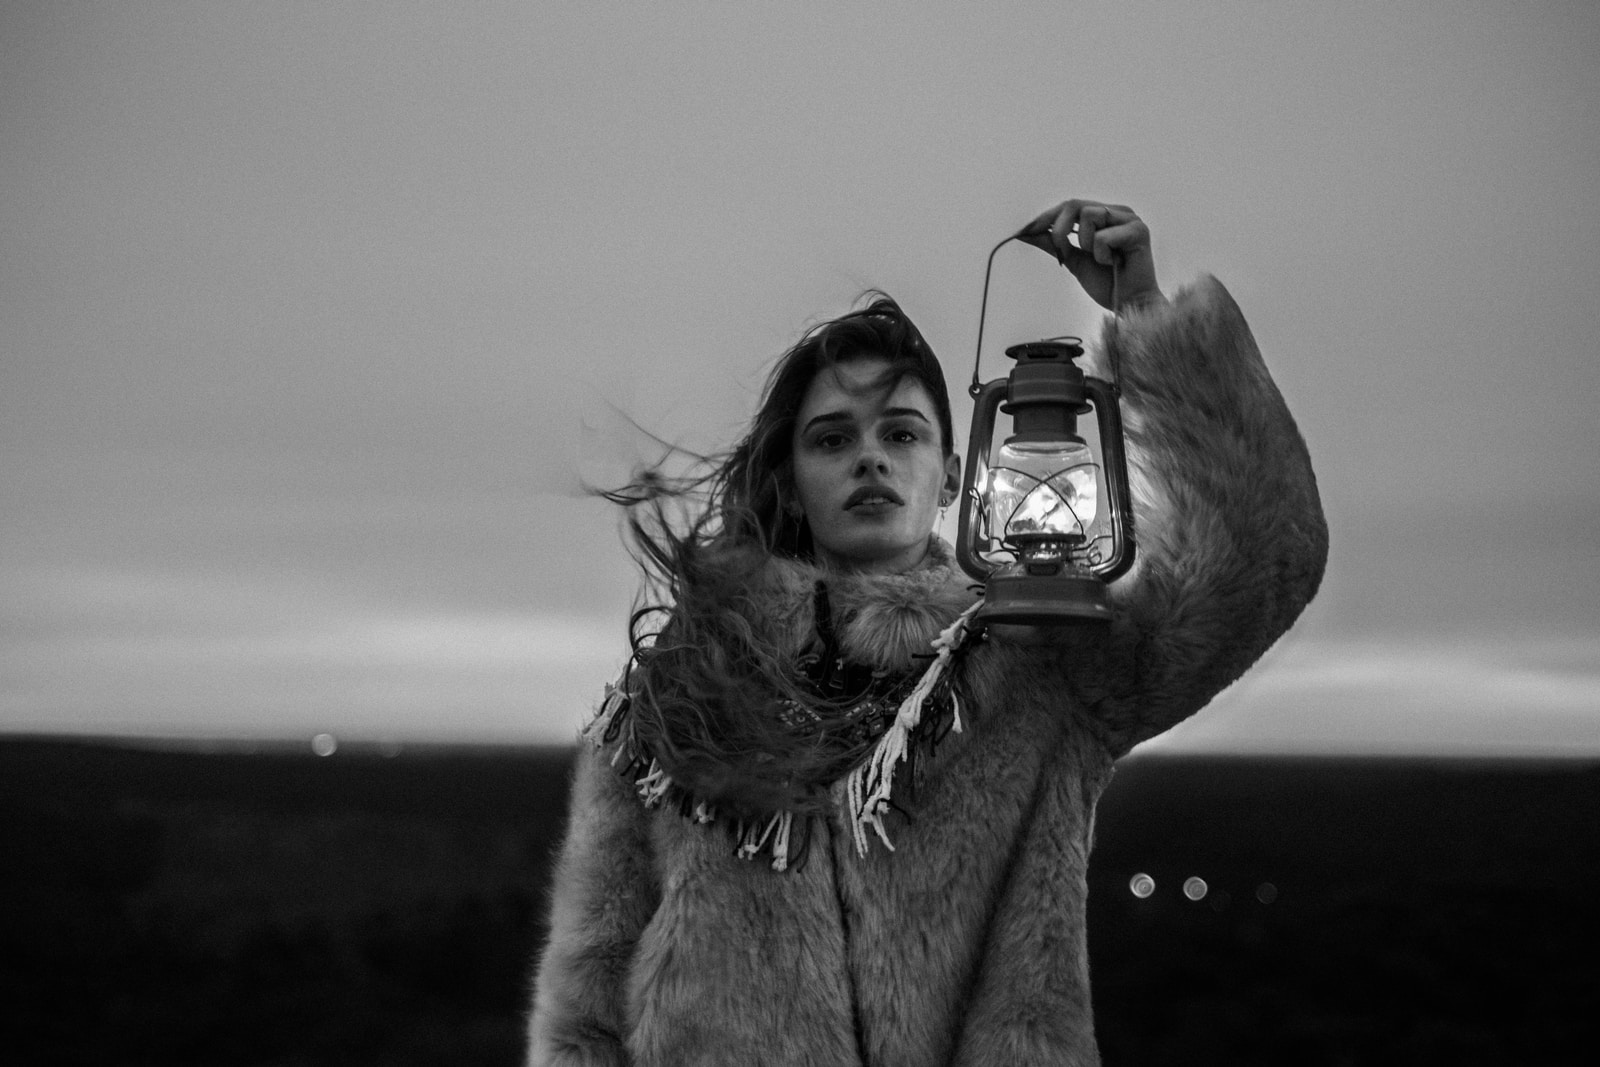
[[3, 1, 1596, 754]]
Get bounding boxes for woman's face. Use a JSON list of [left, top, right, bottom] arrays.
[[790, 355, 960, 574]]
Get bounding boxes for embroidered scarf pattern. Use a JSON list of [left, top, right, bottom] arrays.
[[584, 581, 982, 871]]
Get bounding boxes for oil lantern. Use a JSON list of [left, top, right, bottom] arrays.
[[955, 239, 1136, 624]]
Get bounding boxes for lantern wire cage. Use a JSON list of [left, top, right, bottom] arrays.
[[966, 467, 1114, 568]]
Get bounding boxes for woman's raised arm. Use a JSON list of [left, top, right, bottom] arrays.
[[1057, 272, 1328, 756]]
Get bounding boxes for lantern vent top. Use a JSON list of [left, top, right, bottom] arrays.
[[1004, 337, 1084, 364]]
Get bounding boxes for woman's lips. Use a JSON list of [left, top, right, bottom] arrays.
[[844, 486, 904, 511]]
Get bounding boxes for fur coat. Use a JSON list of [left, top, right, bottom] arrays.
[[527, 276, 1328, 1066]]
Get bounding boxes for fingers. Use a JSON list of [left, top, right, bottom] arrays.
[[1016, 198, 1086, 259], [1091, 216, 1150, 267], [1078, 203, 1143, 266], [1016, 199, 1143, 267], [1013, 198, 1160, 310], [1016, 202, 1069, 240], [1015, 202, 1077, 265]]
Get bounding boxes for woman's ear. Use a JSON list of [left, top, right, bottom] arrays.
[[943, 453, 962, 502]]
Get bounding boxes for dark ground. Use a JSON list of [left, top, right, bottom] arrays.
[[2, 738, 1596, 1066]]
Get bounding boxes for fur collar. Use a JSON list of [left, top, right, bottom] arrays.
[[761, 537, 978, 672], [586, 536, 983, 868]]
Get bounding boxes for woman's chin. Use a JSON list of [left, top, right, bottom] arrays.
[[816, 532, 931, 574]]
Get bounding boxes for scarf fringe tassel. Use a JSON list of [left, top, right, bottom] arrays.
[[841, 600, 982, 857]]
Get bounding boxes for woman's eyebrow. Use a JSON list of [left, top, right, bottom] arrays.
[[799, 411, 856, 435], [801, 407, 932, 435]]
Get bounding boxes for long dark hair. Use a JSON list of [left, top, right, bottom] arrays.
[[597, 293, 955, 816]]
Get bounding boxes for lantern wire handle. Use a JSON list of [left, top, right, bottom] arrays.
[[969, 229, 1124, 400], [969, 234, 1018, 398]]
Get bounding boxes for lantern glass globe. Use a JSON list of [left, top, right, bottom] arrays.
[[988, 438, 1099, 545]]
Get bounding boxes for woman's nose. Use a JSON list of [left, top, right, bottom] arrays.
[[854, 443, 889, 475]]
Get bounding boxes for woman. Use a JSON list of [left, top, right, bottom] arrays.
[[527, 199, 1328, 1066]]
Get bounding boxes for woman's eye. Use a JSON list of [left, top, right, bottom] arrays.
[[814, 432, 848, 449], [886, 428, 919, 444]]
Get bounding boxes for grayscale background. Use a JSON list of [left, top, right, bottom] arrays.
[[4, 2, 1596, 754]]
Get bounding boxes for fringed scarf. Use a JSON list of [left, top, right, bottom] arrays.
[[584, 543, 982, 871]]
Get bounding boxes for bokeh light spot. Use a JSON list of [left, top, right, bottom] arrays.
[[311, 732, 338, 757], [1129, 873, 1155, 898], [1183, 876, 1208, 901]]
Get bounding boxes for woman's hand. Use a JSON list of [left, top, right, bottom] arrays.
[[1016, 199, 1167, 311]]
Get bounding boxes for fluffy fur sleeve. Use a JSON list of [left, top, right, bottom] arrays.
[[1059, 275, 1328, 756], [526, 746, 659, 1066]]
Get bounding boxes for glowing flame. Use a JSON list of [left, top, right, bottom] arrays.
[[987, 454, 1098, 541]]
